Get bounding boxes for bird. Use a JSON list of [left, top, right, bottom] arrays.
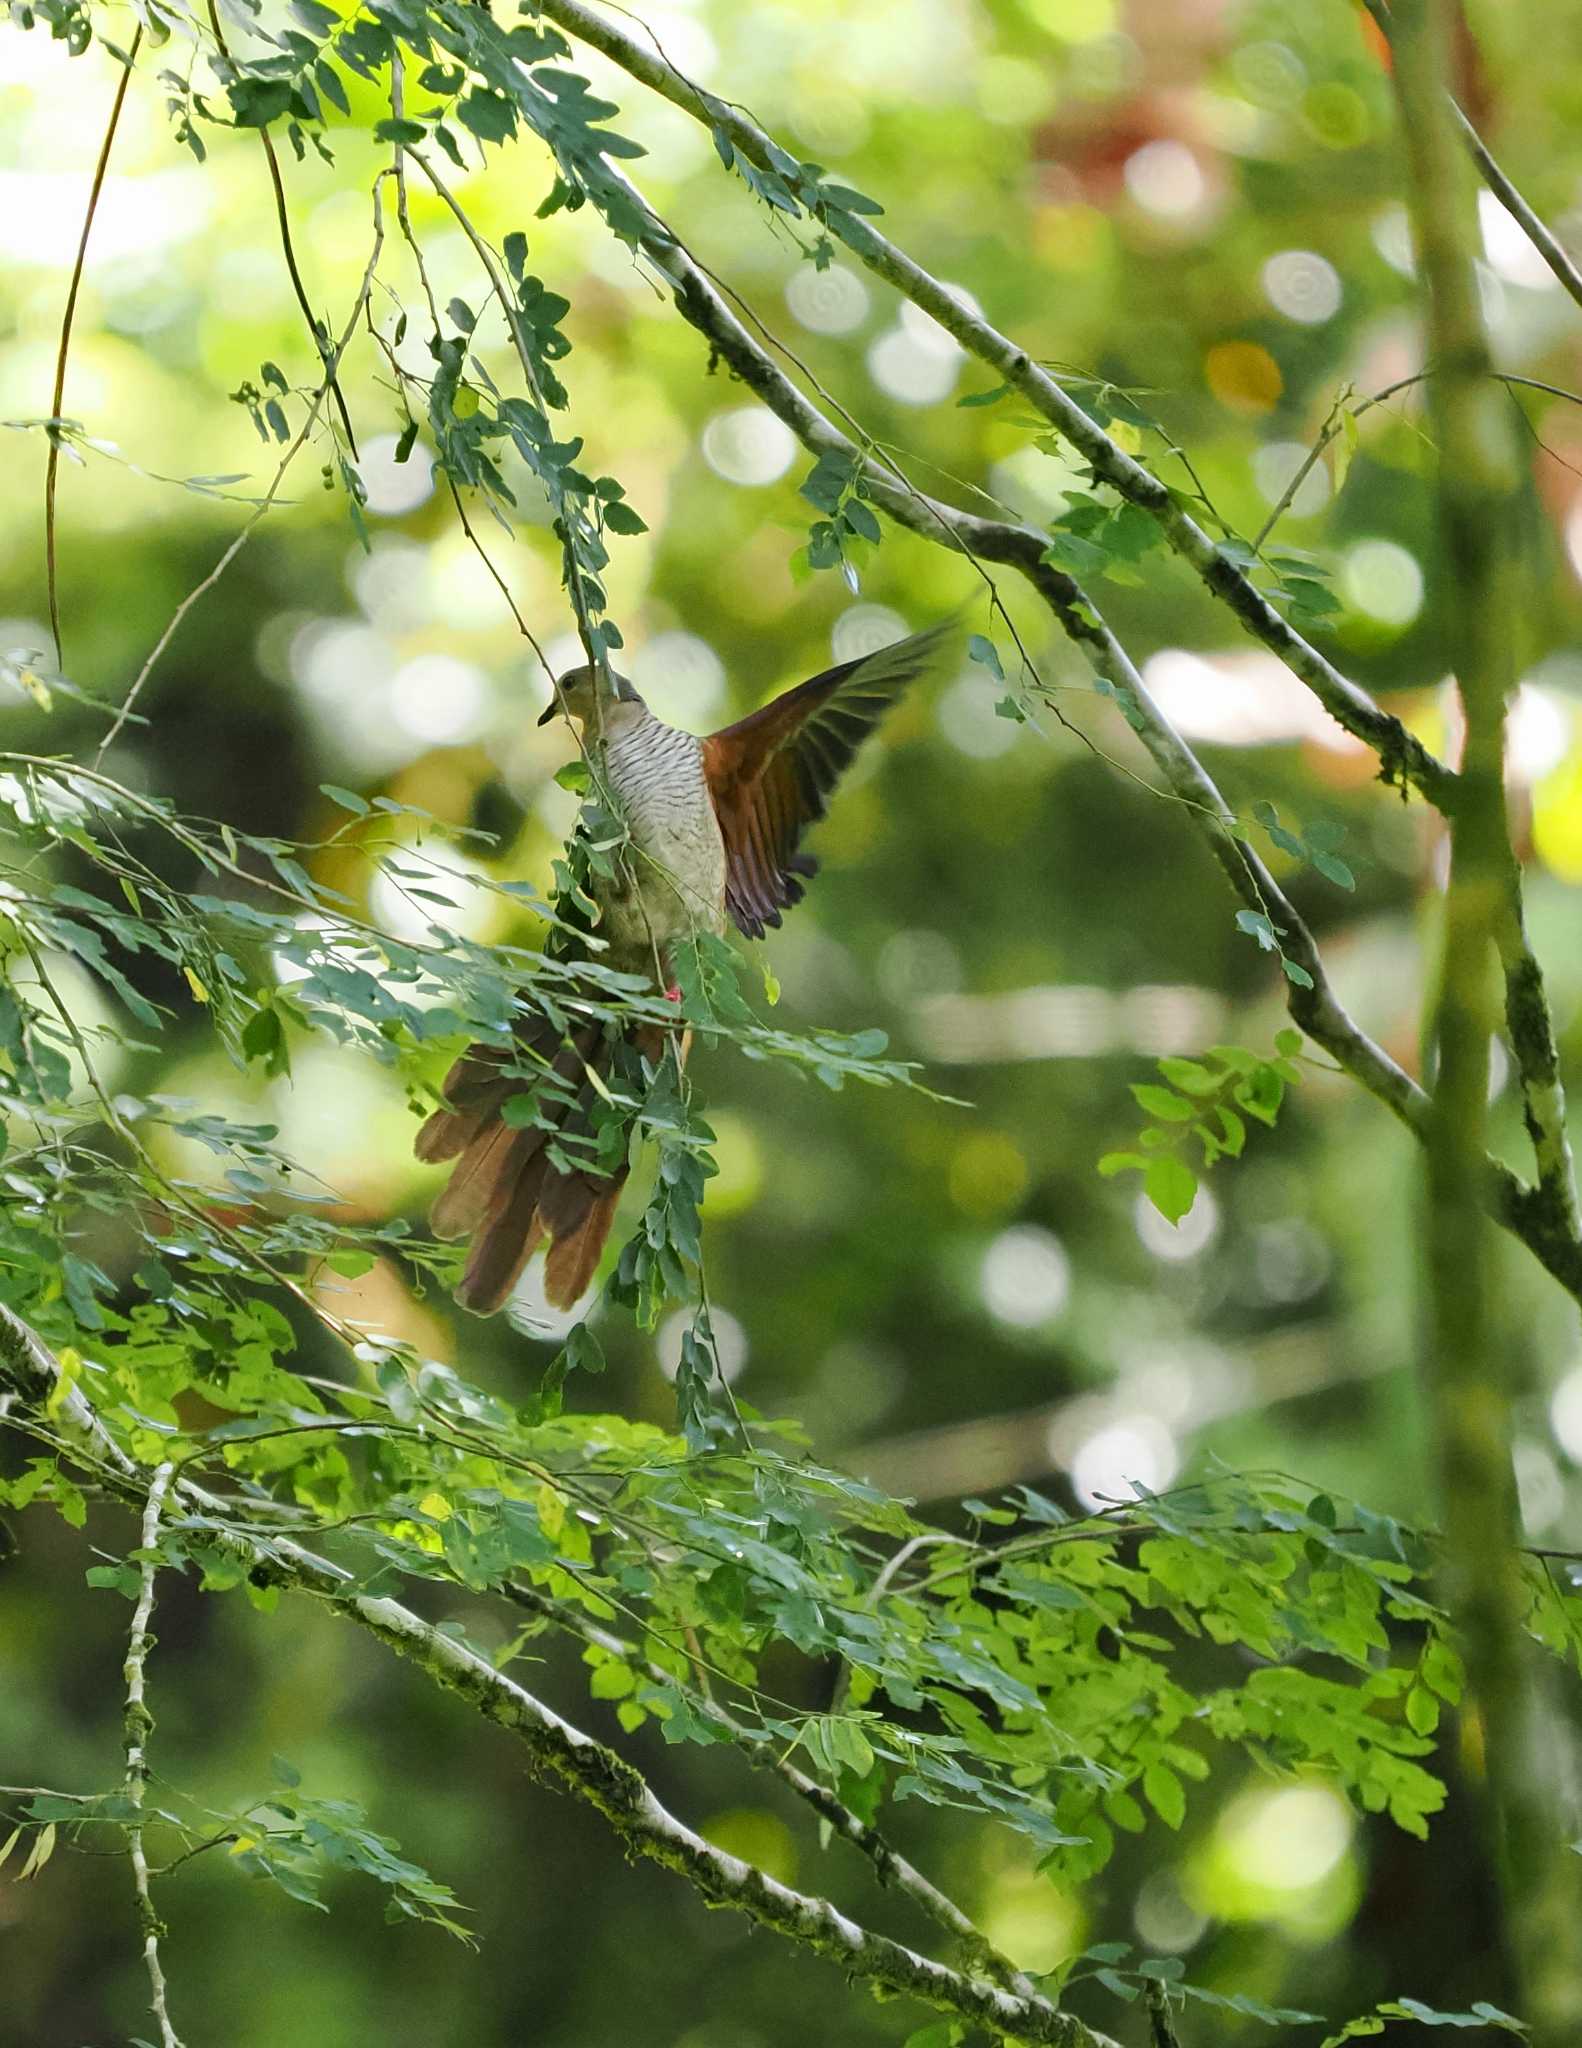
[[416, 621, 957, 1315]]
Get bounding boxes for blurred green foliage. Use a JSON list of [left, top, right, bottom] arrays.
[[5, 0, 1582, 2043]]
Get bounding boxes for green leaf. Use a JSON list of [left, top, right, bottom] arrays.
[[1042, 531, 1110, 576], [1130, 1084, 1195, 1122], [820, 182, 885, 216], [843, 498, 881, 544], [564, 1322, 605, 1376], [321, 783, 369, 815], [1144, 1154, 1197, 1225], [602, 500, 648, 535], [1142, 1761, 1185, 1828], [1156, 1057, 1219, 1096], [967, 634, 1004, 680], [1310, 850, 1356, 889], [457, 90, 516, 144], [1236, 908, 1280, 951]]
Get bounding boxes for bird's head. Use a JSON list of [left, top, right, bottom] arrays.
[[536, 663, 642, 730]]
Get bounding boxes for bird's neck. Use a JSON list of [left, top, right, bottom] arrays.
[[590, 695, 651, 740]]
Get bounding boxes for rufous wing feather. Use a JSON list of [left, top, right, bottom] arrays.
[[701, 621, 956, 939]]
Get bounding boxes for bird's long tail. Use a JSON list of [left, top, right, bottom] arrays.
[[417, 1012, 665, 1316]]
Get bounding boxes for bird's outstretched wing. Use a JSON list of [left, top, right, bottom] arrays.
[[701, 622, 956, 940]]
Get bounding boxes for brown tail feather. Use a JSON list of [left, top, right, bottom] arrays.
[[425, 1016, 665, 1316], [430, 1120, 525, 1242], [543, 1181, 626, 1309], [415, 1015, 570, 1164]]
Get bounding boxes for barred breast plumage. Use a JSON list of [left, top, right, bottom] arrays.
[[594, 704, 728, 968]]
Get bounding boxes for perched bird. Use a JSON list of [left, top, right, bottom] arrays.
[[417, 621, 956, 1314]]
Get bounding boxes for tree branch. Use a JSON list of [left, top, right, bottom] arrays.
[[123, 1461, 184, 2048], [0, 1315, 1115, 2048], [1359, 0, 1582, 312], [530, 0, 1582, 1287], [499, 1581, 1039, 1999], [535, 0, 1455, 809], [1451, 101, 1582, 310], [548, 152, 1582, 1302], [95, 175, 389, 764], [45, 26, 142, 669]]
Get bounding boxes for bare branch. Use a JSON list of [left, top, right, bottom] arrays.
[[1359, 0, 1582, 312], [123, 1462, 184, 2048], [1451, 101, 1582, 310]]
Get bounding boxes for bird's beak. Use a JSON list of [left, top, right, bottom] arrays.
[[537, 700, 558, 727]]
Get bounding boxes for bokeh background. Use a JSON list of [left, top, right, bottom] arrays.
[[4, 0, 1582, 2040]]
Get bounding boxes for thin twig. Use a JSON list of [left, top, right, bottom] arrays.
[[202, 0, 358, 456], [45, 28, 143, 668], [123, 1461, 183, 2048], [95, 176, 389, 763]]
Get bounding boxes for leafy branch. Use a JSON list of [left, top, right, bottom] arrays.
[[0, 1312, 1120, 2048]]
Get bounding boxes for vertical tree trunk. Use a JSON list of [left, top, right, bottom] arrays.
[[1391, 5, 1582, 2036]]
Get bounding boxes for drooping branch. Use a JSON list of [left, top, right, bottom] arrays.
[[96, 175, 391, 763], [545, 154, 1582, 1301], [0, 1315, 1115, 2048], [1391, 6, 1582, 2041], [45, 25, 142, 669], [200, 0, 360, 460]]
